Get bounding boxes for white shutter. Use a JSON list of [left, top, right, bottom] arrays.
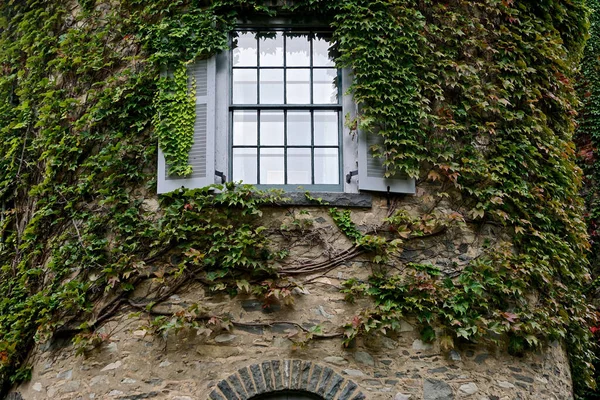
[[157, 57, 216, 194], [358, 130, 415, 193]]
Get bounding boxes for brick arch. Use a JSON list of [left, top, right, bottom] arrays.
[[208, 360, 365, 400]]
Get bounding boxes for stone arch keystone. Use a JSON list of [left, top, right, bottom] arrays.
[[208, 359, 365, 400]]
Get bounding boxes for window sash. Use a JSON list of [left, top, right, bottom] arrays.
[[229, 29, 343, 191]]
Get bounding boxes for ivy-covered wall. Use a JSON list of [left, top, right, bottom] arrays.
[[0, 0, 596, 398]]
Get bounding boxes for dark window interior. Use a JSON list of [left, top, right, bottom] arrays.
[[249, 391, 324, 400]]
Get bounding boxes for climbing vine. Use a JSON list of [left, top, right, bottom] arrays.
[[0, 0, 596, 397], [576, 0, 600, 397], [153, 63, 196, 176]]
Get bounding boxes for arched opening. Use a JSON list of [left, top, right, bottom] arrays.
[[249, 391, 324, 400]]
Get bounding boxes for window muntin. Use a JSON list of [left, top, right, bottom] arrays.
[[230, 30, 342, 189]]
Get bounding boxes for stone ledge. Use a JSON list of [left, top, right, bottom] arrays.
[[280, 193, 372, 208], [209, 359, 365, 400]]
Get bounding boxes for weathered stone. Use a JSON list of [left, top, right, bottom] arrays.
[[241, 300, 280, 313], [512, 374, 534, 383], [227, 373, 247, 398], [262, 361, 275, 391], [90, 375, 109, 386], [449, 350, 462, 361], [497, 381, 515, 389], [515, 382, 529, 389], [395, 394, 411, 400], [342, 369, 364, 377], [324, 374, 344, 400], [158, 360, 172, 367], [272, 360, 284, 390], [238, 367, 257, 396], [105, 342, 119, 353], [217, 379, 237, 399], [423, 379, 454, 400], [143, 378, 163, 386], [299, 361, 312, 390], [209, 390, 226, 400], [354, 351, 375, 366], [251, 363, 267, 394], [100, 360, 122, 371], [290, 360, 302, 389], [379, 336, 397, 349], [474, 354, 488, 364], [338, 380, 358, 399], [314, 305, 334, 319], [270, 323, 297, 333], [273, 337, 293, 348], [324, 356, 348, 366], [214, 334, 237, 343], [459, 382, 479, 395], [62, 380, 80, 393], [307, 364, 322, 392], [429, 367, 448, 374], [317, 367, 334, 396], [108, 390, 124, 396], [412, 339, 433, 351], [121, 378, 137, 384], [32, 382, 42, 392], [236, 324, 264, 335], [56, 369, 72, 380]]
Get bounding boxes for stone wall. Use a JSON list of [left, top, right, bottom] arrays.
[[11, 192, 574, 399]]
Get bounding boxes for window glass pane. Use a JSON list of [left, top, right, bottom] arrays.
[[287, 148, 312, 184], [314, 111, 338, 145], [313, 33, 334, 66], [313, 69, 338, 104], [233, 32, 257, 66], [233, 111, 257, 145], [287, 111, 311, 146], [233, 69, 257, 104], [260, 111, 284, 145], [260, 32, 284, 66], [286, 33, 310, 66], [286, 69, 310, 104], [315, 148, 339, 184], [260, 148, 285, 184], [233, 148, 257, 184], [260, 69, 284, 104]]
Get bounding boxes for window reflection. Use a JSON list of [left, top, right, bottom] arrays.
[[261, 111, 284, 146], [231, 30, 340, 187], [313, 69, 338, 104], [260, 69, 284, 104], [233, 69, 257, 104], [286, 33, 310, 66], [233, 32, 257, 66], [260, 32, 284, 66]]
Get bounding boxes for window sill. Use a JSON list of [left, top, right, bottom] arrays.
[[279, 192, 372, 208]]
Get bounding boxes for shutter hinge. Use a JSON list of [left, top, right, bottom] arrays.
[[346, 170, 358, 184], [215, 170, 226, 184]]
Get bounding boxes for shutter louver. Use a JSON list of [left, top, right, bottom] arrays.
[[358, 130, 415, 193], [157, 57, 216, 193]]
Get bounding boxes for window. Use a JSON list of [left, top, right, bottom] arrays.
[[157, 24, 415, 195], [230, 30, 342, 191]]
